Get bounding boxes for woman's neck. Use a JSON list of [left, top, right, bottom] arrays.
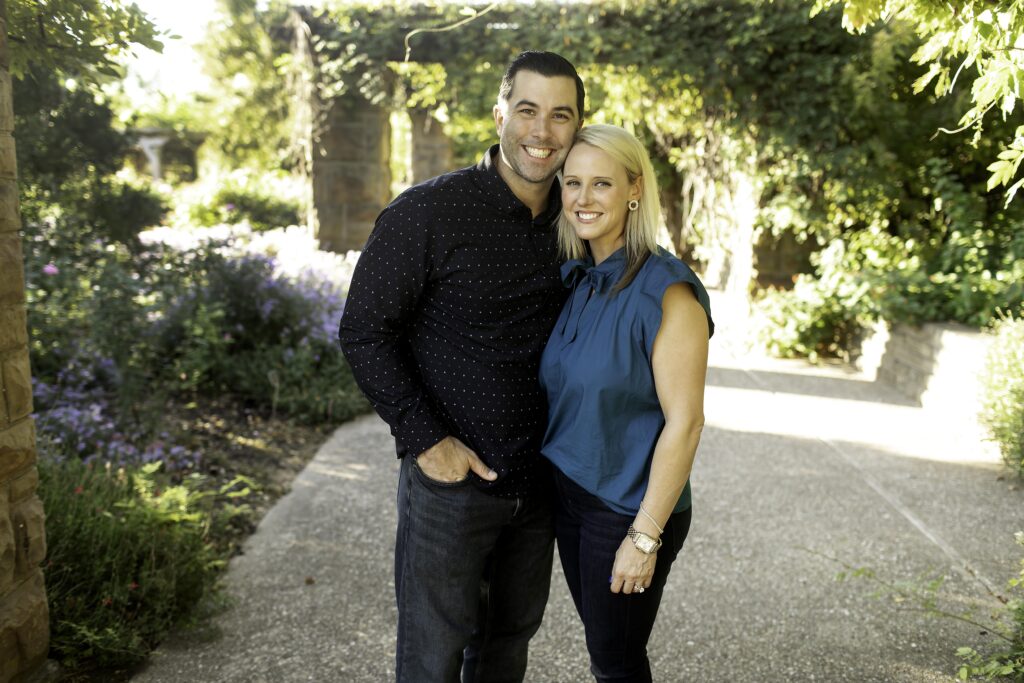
[[589, 236, 625, 265]]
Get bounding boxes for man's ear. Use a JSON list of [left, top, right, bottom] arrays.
[[493, 103, 505, 135]]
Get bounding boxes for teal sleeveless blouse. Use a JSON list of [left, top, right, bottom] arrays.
[[539, 247, 714, 515]]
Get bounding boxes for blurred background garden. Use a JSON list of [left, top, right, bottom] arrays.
[[7, 0, 1024, 679]]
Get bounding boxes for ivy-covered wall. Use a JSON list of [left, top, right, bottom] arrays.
[[214, 0, 1023, 332]]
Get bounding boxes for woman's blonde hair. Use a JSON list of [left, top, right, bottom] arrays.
[[556, 124, 661, 293]]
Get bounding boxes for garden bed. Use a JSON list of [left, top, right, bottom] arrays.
[[42, 396, 339, 683]]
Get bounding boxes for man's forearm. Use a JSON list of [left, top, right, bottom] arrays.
[[338, 327, 449, 456]]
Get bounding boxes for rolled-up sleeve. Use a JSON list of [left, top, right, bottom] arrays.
[[338, 194, 449, 456]]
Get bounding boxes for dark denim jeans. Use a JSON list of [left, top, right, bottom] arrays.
[[553, 467, 692, 683], [394, 455, 555, 683]]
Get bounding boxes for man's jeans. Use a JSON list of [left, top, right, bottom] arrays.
[[395, 455, 554, 683]]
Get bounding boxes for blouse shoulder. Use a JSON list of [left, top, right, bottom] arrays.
[[638, 248, 715, 338]]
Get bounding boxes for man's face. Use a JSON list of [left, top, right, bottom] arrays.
[[493, 71, 580, 186]]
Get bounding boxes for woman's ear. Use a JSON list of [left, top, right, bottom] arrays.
[[630, 176, 643, 202]]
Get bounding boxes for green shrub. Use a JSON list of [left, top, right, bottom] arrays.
[[39, 455, 224, 672], [180, 172, 302, 232], [754, 241, 876, 362], [222, 339, 370, 424], [980, 314, 1024, 473], [153, 248, 368, 423], [86, 178, 169, 248]]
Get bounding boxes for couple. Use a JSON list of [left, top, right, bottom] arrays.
[[339, 50, 714, 683]]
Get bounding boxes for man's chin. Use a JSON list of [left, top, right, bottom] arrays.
[[514, 164, 559, 185]]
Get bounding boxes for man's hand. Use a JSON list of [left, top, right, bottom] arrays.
[[415, 436, 497, 483]]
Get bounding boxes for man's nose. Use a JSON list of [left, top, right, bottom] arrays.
[[531, 115, 552, 139]]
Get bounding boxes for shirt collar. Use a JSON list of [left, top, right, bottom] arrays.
[[560, 247, 626, 293], [475, 144, 562, 225]]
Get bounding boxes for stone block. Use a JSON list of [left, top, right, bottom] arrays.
[[0, 232, 24, 303], [2, 353, 33, 422], [313, 161, 390, 207], [0, 570, 50, 682], [316, 97, 391, 163], [0, 177, 20, 233], [0, 488, 13, 596], [316, 202, 381, 254], [0, 418, 34, 451], [9, 467, 38, 503], [12, 496, 45, 578], [0, 397, 6, 433], [0, 419, 37, 481], [0, 135, 16, 179], [0, 304, 27, 352], [0, 71, 12, 133]]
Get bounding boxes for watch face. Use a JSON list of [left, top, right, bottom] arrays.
[[638, 536, 657, 553]]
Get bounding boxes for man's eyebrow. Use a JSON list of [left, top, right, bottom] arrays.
[[512, 99, 577, 116]]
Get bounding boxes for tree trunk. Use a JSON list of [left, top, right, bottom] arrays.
[[0, 1, 51, 680]]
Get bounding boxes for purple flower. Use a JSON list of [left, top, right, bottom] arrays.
[[43, 263, 59, 276], [225, 203, 236, 211]]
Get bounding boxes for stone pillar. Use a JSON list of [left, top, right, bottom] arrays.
[[410, 109, 453, 184], [312, 94, 391, 253], [137, 134, 170, 180], [0, 1, 51, 680]]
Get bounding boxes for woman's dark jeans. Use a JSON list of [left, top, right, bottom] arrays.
[[553, 467, 692, 683]]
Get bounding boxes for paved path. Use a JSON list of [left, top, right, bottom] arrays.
[[134, 294, 1023, 682]]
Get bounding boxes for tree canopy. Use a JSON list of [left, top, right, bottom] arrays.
[[7, 0, 163, 83], [816, 0, 1024, 202]]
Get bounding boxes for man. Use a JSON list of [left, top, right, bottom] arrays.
[[338, 51, 584, 682]]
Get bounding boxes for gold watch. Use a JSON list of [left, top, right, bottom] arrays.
[[627, 525, 662, 554]]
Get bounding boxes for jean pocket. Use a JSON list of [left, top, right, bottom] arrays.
[[412, 458, 473, 488]]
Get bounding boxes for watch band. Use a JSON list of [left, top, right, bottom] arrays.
[[627, 524, 662, 554]]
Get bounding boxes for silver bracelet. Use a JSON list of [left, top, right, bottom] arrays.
[[638, 502, 664, 535]]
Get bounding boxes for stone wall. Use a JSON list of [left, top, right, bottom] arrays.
[[410, 110, 453, 184], [312, 94, 392, 253], [0, 3, 50, 680], [855, 320, 996, 453]]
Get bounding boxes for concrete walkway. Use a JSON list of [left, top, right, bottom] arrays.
[[133, 294, 1023, 682]]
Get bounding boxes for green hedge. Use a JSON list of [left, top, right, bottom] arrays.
[[980, 315, 1024, 473]]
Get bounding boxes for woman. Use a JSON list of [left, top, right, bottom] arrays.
[[539, 124, 714, 682]]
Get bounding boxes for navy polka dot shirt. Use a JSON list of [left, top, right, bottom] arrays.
[[339, 145, 568, 498]]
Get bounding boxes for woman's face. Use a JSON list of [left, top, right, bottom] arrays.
[[561, 143, 640, 257]]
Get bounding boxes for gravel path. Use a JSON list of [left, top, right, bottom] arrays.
[[133, 293, 1022, 682]]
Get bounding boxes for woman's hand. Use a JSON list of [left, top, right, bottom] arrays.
[[610, 536, 657, 594]]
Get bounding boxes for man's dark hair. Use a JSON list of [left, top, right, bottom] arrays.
[[498, 51, 585, 120]]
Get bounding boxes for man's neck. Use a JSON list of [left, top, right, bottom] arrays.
[[495, 154, 553, 218]]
